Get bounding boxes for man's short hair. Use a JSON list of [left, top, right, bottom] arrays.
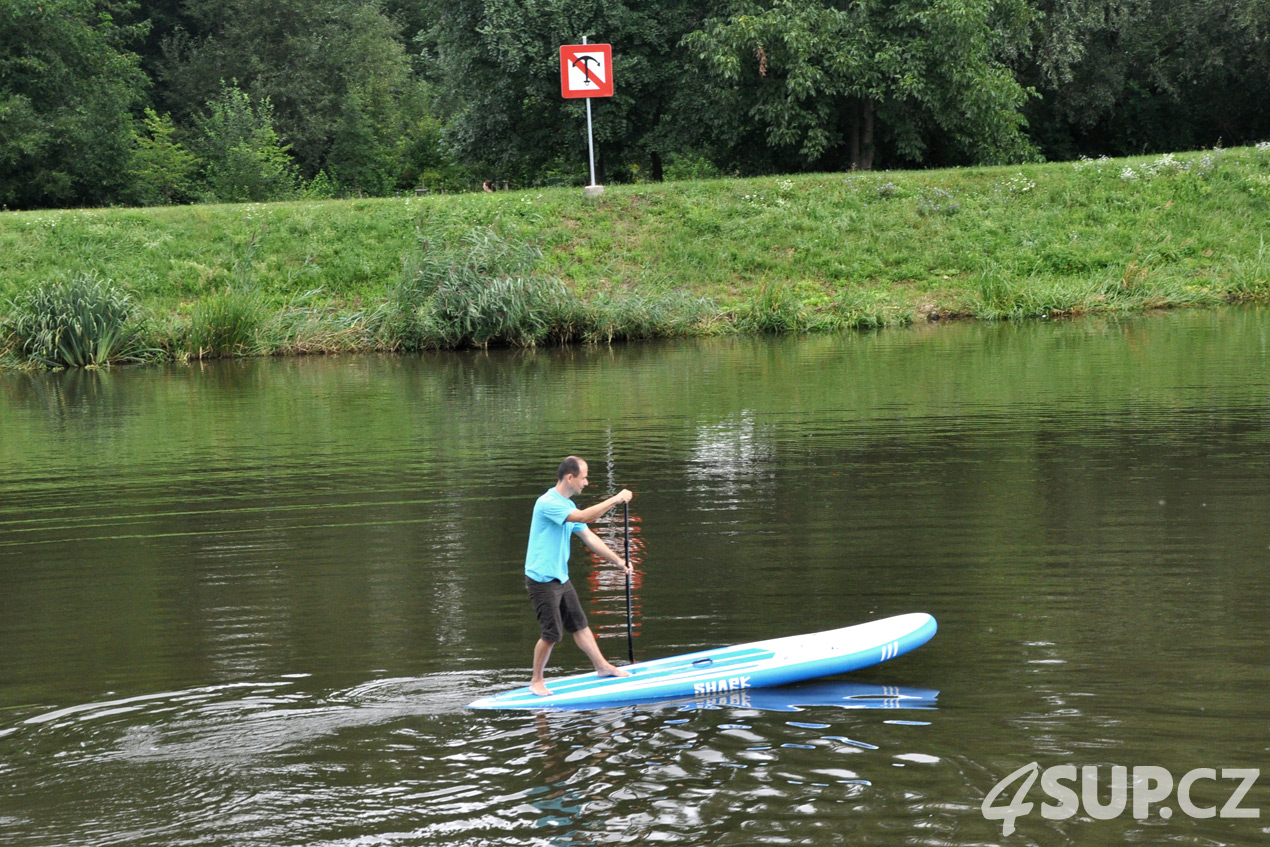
[[557, 456, 584, 481]]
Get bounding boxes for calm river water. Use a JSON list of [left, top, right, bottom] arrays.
[[2, 308, 1268, 846]]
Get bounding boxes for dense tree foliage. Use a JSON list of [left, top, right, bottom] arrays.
[[418, 0, 721, 183], [1, 0, 1267, 209], [189, 83, 299, 202], [1020, 0, 1270, 159], [128, 107, 198, 205], [0, 0, 147, 208], [685, 0, 1038, 171], [155, 0, 422, 180]]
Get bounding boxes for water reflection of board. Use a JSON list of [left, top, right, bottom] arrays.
[[468, 613, 937, 710]]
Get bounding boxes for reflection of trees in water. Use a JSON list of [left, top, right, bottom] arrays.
[[687, 411, 776, 494]]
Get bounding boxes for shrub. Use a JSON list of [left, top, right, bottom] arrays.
[[2, 272, 152, 368], [1225, 237, 1269, 300], [388, 224, 571, 349], [737, 280, 803, 334], [185, 289, 267, 358], [129, 108, 199, 206], [831, 289, 913, 330], [303, 170, 336, 200], [192, 84, 298, 203], [663, 152, 723, 182]]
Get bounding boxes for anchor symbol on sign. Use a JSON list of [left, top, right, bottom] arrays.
[[571, 54, 601, 86]]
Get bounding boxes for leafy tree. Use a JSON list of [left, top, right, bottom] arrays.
[[156, 0, 423, 182], [13, 0, 1266, 205], [389, 86, 461, 191], [684, 0, 1039, 171], [1021, 0, 1270, 159], [191, 83, 298, 202], [326, 92, 397, 196], [0, 0, 147, 208], [128, 108, 198, 206], [421, 0, 724, 184]]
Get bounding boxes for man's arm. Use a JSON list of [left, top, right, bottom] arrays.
[[579, 530, 632, 576], [577, 526, 632, 573], [566, 488, 633, 524]]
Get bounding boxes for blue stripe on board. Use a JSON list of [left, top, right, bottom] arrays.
[[505, 647, 775, 697]]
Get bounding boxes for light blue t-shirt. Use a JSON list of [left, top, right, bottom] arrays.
[[525, 488, 585, 583]]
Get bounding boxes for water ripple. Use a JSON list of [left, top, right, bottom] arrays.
[[1, 677, 952, 846]]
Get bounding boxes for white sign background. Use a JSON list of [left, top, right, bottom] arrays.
[[565, 50, 608, 93]]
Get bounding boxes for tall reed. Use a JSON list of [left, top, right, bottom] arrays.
[[580, 291, 717, 343]]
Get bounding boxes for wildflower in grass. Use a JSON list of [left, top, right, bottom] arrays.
[[1004, 174, 1036, 194], [917, 187, 959, 216], [1179, 152, 1221, 176], [1257, 141, 1270, 153], [1120, 167, 1139, 181], [1138, 153, 1184, 178]]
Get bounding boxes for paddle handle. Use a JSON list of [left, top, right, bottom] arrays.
[[624, 501, 634, 664]]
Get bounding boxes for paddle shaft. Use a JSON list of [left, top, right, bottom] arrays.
[[624, 501, 634, 664]]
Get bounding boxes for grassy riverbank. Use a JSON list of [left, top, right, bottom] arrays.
[[2, 144, 1268, 367]]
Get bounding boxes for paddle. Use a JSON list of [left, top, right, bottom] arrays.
[[624, 500, 634, 664]]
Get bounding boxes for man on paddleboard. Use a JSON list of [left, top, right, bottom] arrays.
[[525, 456, 633, 696]]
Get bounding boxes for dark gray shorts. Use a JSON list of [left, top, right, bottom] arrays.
[[526, 577, 588, 643]]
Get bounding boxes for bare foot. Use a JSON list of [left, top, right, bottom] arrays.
[[530, 680, 552, 696], [598, 664, 631, 679]]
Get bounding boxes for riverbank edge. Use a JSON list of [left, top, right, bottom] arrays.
[[2, 145, 1268, 369]]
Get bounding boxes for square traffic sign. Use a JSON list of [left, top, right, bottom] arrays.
[[560, 44, 614, 99]]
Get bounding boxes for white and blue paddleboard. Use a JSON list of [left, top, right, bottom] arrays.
[[468, 612, 937, 710]]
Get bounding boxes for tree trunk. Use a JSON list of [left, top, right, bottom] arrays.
[[849, 101, 861, 170], [847, 98, 875, 171], [861, 98, 875, 171]]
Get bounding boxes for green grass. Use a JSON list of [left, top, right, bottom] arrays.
[[183, 289, 268, 358], [2, 144, 1268, 367]]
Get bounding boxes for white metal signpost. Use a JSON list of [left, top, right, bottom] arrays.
[[559, 39, 613, 195]]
